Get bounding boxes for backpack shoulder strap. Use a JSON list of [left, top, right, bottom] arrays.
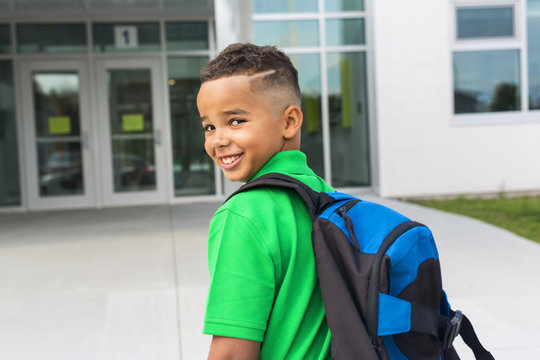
[[457, 312, 495, 360], [226, 172, 333, 219]]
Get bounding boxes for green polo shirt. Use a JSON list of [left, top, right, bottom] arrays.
[[203, 150, 333, 359]]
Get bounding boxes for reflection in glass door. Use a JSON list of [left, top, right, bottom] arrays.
[[33, 72, 84, 196], [97, 58, 167, 206], [108, 69, 157, 193], [21, 60, 95, 210]]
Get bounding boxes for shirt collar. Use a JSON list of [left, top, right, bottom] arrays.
[[250, 150, 315, 181]]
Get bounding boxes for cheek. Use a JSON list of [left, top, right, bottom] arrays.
[[204, 138, 213, 156], [240, 125, 277, 146]]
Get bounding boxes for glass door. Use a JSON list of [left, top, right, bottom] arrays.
[[96, 58, 167, 206], [20, 60, 95, 210]]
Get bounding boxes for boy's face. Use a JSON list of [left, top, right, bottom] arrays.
[[197, 74, 288, 182]]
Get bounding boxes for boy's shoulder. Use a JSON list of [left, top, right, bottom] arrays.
[[209, 186, 303, 244], [215, 172, 331, 221], [218, 185, 292, 215]]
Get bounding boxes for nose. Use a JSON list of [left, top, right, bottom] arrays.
[[210, 127, 230, 149]]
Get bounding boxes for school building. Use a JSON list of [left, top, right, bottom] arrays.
[[1, 0, 539, 211]]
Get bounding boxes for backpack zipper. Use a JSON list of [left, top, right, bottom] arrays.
[[370, 337, 385, 359], [336, 200, 361, 251]]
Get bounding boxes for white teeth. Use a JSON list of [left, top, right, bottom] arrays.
[[222, 155, 240, 164]]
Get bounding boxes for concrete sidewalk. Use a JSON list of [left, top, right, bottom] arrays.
[[0, 196, 538, 359]]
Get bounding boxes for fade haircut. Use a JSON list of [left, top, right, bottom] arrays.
[[200, 43, 301, 106]]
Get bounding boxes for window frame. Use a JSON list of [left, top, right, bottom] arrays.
[[252, 3, 370, 186], [453, 3, 520, 43], [450, 0, 539, 125]]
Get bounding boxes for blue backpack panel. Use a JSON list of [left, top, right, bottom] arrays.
[[230, 173, 494, 360]]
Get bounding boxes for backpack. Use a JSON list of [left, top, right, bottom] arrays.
[[229, 173, 494, 360]]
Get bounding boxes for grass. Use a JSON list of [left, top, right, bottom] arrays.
[[409, 195, 540, 244]]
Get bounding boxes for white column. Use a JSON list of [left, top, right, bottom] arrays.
[[214, 0, 254, 195], [214, 0, 253, 51]]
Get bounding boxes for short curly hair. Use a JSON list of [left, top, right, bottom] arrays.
[[200, 43, 301, 106]]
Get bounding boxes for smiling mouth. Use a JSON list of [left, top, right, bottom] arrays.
[[219, 154, 243, 168]]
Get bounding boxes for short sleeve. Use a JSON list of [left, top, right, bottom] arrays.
[[203, 208, 276, 342]]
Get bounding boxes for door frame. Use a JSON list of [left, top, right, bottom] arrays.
[[95, 57, 169, 206], [19, 59, 97, 210]]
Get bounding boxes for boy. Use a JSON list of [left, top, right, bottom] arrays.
[[197, 43, 333, 359]]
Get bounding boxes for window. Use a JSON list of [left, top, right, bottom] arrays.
[[454, 50, 521, 113], [90, 0, 158, 9], [253, 20, 319, 48], [327, 52, 370, 186], [166, 22, 208, 51], [527, 0, 540, 109], [457, 7, 514, 39], [253, 0, 317, 13], [0, 24, 10, 54], [13, 0, 85, 11], [325, 0, 364, 12], [289, 53, 324, 177], [165, 19, 215, 197], [452, 4, 522, 115], [168, 56, 215, 196], [17, 23, 87, 54], [253, 1, 369, 186], [326, 19, 365, 46], [0, 61, 21, 206]]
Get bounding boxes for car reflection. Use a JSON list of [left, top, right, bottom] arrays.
[[40, 150, 83, 196], [39, 151, 157, 195], [113, 153, 156, 191]]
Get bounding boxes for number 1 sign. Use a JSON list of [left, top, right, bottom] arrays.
[[114, 26, 138, 49]]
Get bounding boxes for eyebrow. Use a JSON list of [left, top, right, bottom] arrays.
[[224, 108, 249, 115], [200, 108, 250, 122]]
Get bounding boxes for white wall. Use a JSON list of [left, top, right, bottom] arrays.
[[214, 0, 253, 51], [372, 0, 540, 198]]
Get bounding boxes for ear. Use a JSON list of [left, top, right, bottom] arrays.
[[282, 105, 303, 140]]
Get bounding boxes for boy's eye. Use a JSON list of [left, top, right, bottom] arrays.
[[203, 124, 215, 132], [230, 119, 245, 126]]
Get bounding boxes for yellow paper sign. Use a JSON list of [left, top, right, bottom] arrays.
[[304, 95, 321, 134], [122, 114, 144, 132], [48, 116, 71, 135]]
